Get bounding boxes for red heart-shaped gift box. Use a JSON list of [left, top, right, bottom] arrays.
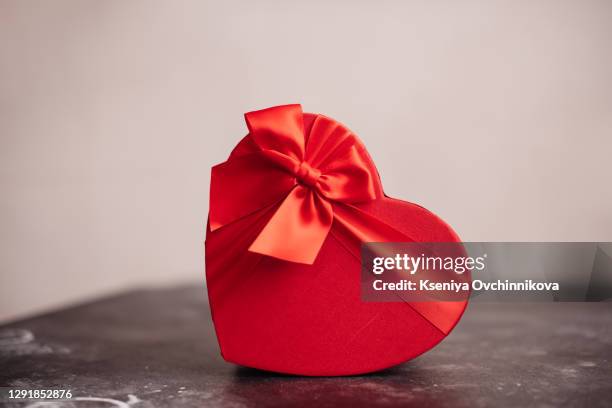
[[206, 105, 467, 376]]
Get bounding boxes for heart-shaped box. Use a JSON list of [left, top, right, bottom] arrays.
[[206, 105, 467, 376]]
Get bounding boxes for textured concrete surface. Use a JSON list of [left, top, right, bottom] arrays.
[[1, 285, 611, 407]]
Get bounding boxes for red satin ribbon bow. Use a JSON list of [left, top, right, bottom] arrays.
[[209, 104, 407, 264]]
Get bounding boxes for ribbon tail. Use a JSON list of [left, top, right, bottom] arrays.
[[332, 203, 467, 335], [249, 186, 333, 264]]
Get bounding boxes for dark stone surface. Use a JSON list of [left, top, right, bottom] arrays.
[[1, 285, 611, 407]]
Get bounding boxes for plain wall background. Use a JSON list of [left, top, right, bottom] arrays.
[[1, 0, 611, 322]]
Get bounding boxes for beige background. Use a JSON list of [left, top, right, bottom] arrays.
[[1, 0, 611, 322]]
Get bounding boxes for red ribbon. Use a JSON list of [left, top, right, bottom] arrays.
[[209, 104, 410, 264]]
